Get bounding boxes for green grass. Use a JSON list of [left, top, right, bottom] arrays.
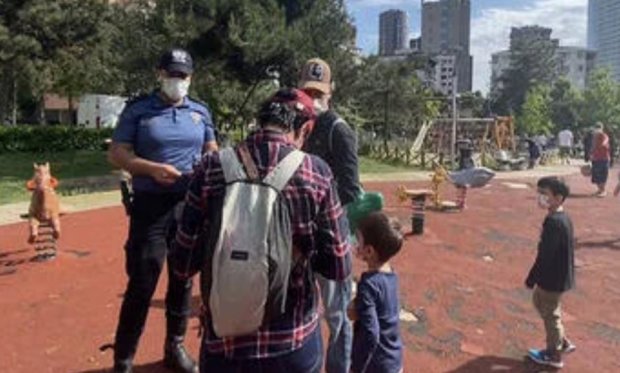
[[0, 152, 414, 205], [0, 150, 113, 205], [359, 156, 415, 174]]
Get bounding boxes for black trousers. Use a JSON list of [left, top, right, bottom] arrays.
[[114, 191, 192, 360]]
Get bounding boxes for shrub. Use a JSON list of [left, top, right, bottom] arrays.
[[0, 125, 114, 153]]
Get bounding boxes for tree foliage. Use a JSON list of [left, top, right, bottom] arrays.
[[582, 68, 620, 131], [0, 0, 442, 139], [518, 84, 553, 135], [549, 78, 582, 131]]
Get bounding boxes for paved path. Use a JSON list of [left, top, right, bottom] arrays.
[[0, 164, 583, 226]]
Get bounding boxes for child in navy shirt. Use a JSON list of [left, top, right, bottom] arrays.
[[349, 212, 403, 373]]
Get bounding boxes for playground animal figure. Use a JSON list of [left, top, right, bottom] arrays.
[[430, 162, 450, 208], [26, 163, 61, 244]]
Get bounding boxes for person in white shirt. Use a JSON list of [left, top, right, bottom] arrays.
[[558, 128, 574, 165]]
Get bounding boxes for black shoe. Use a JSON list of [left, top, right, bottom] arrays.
[[113, 358, 132, 373], [164, 338, 198, 373]]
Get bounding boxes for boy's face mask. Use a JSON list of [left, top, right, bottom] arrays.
[[537, 194, 550, 209]]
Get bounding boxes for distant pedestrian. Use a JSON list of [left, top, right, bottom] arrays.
[[349, 212, 403, 373], [590, 122, 610, 197], [526, 177, 576, 370], [557, 128, 574, 165], [526, 136, 542, 169], [536, 134, 548, 150]]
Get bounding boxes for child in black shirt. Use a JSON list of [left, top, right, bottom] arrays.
[[526, 176, 576, 369]]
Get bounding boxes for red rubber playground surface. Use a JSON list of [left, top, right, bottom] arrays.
[[1, 173, 619, 372]]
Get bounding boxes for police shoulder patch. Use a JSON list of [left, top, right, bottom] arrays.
[[190, 111, 203, 125]]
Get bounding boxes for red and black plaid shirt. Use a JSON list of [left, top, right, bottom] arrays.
[[173, 129, 351, 359]]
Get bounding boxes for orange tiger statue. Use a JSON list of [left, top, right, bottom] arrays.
[[26, 163, 61, 244]]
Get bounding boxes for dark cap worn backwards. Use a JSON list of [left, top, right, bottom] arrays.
[[158, 48, 193, 75]]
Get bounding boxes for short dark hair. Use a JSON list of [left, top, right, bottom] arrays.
[[357, 212, 403, 263], [537, 176, 570, 200]]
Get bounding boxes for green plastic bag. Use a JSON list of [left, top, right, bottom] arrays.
[[346, 191, 384, 233]]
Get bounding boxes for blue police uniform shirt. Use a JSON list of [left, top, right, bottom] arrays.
[[112, 91, 216, 193]]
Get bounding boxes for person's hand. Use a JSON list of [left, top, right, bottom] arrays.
[[347, 300, 358, 321], [151, 164, 182, 186]]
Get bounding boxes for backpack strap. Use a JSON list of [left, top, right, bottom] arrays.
[[219, 147, 247, 183], [327, 117, 347, 154], [263, 150, 305, 192], [238, 144, 260, 181]]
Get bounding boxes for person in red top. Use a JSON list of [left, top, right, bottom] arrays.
[[590, 122, 610, 197]]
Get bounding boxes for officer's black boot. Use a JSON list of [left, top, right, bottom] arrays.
[[163, 335, 197, 373], [113, 337, 136, 373], [113, 358, 133, 373]]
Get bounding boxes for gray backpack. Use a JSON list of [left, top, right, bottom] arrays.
[[206, 145, 304, 338]]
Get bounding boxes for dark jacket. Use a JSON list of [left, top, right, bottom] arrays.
[[584, 131, 593, 162], [303, 110, 361, 206], [525, 139, 541, 159], [526, 211, 575, 293], [608, 132, 616, 166]]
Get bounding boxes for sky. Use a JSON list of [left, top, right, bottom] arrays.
[[345, 0, 588, 93]]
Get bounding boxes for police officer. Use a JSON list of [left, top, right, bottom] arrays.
[[107, 48, 217, 373]]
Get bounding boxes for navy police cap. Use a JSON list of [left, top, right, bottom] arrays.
[[158, 48, 193, 75]]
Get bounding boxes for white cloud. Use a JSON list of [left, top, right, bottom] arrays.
[[471, 0, 587, 93]]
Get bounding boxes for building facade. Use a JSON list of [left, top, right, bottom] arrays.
[[431, 54, 457, 95], [588, 0, 620, 81], [491, 46, 597, 92], [421, 0, 472, 92], [379, 10, 409, 56]]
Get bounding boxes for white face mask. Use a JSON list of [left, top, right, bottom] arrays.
[[313, 98, 328, 114], [161, 78, 190, 101], [537, 194, 550, 209]]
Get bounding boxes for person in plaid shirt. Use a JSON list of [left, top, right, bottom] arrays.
[[172, 88, 352, 372]]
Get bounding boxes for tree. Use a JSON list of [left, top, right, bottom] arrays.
[[519, 84, 553, 135], [549, 78, 583, 131], [581, 68, 620, 131], [494, 26, 558, 116], [127, 0, 356, 131], [0, 0, 123, 124], [350, 58, 441, 151]]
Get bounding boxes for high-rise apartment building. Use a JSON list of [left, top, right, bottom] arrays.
[[588, 0, 620, 81], [379, 10, 409, 56], [421, 0, 472, 93], [491, 46, 597, 92]]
